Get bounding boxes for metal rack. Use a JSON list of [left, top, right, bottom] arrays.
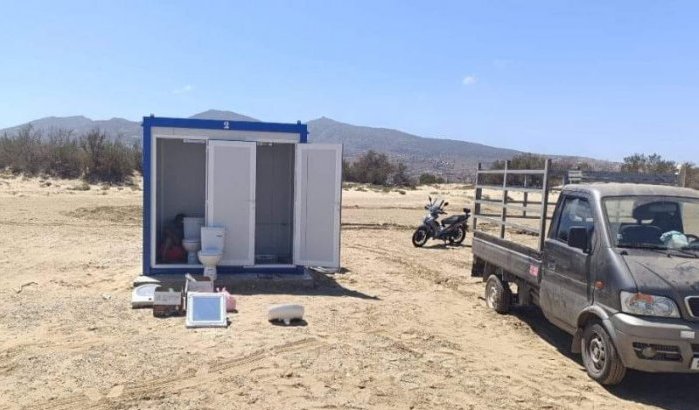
[[472, 159, 553, 252]]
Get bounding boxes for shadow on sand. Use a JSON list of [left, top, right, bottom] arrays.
[[214, 268, 381, 301], [512, 307, 699, 410], [421, 242, 471, 250], [269, 318, 308, 327]]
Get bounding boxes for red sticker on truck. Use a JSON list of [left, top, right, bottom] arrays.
[[529, 264, 540, 277]]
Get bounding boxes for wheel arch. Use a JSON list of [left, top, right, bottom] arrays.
[[571, 306, 618, 356]]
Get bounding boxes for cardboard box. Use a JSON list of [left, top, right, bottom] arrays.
[[153, 286, 183, 317], [184, 275, 214, 293]]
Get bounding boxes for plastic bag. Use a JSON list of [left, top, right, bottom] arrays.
[[216, 287, 237, 312], [660, 231, 689, 249]]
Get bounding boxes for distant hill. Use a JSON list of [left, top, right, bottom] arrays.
[[1, 115, 142, 141], [0, 110, 259, 142], [307, 117, 525, 179], [0, 109, 617, 180], [188, 109, 259, 122]]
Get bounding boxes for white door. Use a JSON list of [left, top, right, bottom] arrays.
[[207, 140, 256, 266], [294, 144, 342, 267]]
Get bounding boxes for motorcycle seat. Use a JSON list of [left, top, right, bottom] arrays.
[[441, 215, 467, 226]]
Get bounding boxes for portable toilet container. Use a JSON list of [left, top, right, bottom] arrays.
[[141, 116, 342, 275]]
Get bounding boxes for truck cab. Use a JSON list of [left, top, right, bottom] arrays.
[[471, 163, 699, 385]]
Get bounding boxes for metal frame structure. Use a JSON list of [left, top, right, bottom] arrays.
[[142, 115, 309, 276], [472, 159, 553, 252], [566, 169, 680, 186]]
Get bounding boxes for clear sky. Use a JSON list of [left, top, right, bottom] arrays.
[[1, 1, 697, 162]]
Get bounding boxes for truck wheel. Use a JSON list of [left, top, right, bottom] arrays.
[[581, 322, 626, 385], [485, 275, 511, 314]]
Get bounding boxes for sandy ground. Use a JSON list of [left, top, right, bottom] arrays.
[[1, 174, 698, 410]]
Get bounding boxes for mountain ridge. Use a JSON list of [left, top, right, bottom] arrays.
[[1, 109, 616, 179]]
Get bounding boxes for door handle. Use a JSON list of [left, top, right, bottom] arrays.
[[547, 260, 557, 271]]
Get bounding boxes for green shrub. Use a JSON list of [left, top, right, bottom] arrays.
[[419, 173, 445, 185], [0, 126, 44, 175], [45, 130, 83, 179], [80, 129, 138, 183]]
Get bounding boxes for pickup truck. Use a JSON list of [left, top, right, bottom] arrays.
[[471, 162, 699, 385]]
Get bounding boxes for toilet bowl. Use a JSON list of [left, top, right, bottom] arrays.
[[182, 217, 204, 264], [182, 238, 201, 264], [198, 227, 225, 281]]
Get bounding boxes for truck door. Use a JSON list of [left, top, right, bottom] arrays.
[[540, 195, 594, 330]]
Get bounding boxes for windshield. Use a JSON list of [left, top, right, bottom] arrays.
[[604, 196, 699, 250]]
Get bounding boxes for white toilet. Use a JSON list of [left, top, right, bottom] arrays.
[[182, 217, 204, 264], [198, 227, 225, 281]]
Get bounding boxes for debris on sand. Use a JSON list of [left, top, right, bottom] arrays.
[[15, 281, 38, 294]]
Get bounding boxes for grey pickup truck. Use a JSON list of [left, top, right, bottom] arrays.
[[470, 161, 699, 385]]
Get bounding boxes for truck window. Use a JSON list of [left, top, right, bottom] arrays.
[[554, 197, 594, 243], [604, 196, 699, 249]]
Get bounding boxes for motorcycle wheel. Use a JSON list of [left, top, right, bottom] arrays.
[[412, 227, 429, 247], [449, 226, 466, 245]]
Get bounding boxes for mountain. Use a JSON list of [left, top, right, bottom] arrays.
[[0, 109, 616, 180], [307, 117, 525, 179], [1, 115, 142, 141], [0, 110, 258, 142], [188, 109, 259, 122]]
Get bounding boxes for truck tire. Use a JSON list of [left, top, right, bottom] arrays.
[[581, 322, 626, 385], [485, 275, 512, 314]]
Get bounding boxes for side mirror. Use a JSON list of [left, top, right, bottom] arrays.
[[568, 227, 590, 252]]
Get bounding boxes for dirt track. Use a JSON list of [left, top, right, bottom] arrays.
[[1, 175, 698, 409]]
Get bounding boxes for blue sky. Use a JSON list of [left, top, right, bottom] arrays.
[[1, 1, 697, 162]]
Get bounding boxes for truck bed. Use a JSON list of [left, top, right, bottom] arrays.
[[472, 231, 542, 287]]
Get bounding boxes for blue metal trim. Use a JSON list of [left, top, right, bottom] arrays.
[[147, 266, 305, 275], [298, 120, 309, 143], [146, 116, 306, 135], [142, 119, 152, 275]]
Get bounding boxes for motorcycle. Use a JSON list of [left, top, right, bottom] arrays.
[[412, 196, 471, 247]]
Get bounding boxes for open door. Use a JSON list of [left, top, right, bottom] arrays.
[[294, 144, 342, 268], [207, 140, 256, 266]]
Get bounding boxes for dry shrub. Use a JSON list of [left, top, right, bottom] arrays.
[[0, 125, 141, 184]]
